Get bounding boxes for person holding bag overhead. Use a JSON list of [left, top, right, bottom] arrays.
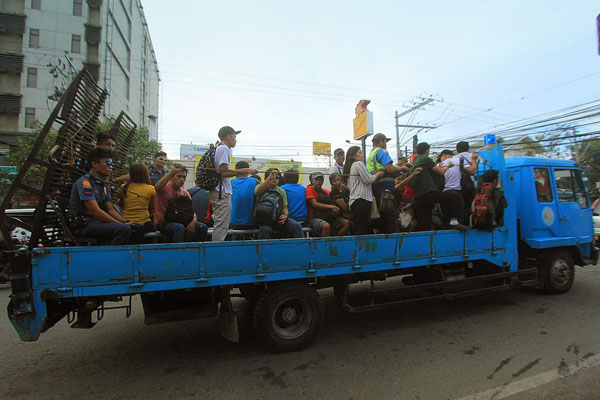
[[343, 146, 384, 235]]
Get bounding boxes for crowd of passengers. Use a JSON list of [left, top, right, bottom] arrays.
[[69, 127, 506, 245]]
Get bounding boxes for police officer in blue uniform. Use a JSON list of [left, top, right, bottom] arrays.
[[149, 151, 169, 186], [69, 148, 136, 245]]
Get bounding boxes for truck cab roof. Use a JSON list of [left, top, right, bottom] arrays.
[[505, 156, 577, 168]]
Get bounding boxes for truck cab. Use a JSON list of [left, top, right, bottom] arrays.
[[505, 157, 597, 293]]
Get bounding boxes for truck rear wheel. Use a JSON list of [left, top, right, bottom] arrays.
[[540, 250, 574, 294], [252, 283, 325, 353]]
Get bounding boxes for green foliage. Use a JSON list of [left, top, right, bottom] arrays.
[[95, 116, 162, 168], [534, 127, 576, 159], [0, 122, 57, 201], [129, 126, 162, 166], [1, 117, 162, 202]]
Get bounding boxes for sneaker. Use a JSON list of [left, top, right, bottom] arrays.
[[450, 223, 469, 231]]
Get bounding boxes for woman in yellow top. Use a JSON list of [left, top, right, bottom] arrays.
[[118, 163, 156, 233]]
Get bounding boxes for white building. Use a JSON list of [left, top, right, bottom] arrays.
[[0, 0, 160, 164]]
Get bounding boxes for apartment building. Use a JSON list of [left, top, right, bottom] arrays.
[[0, 0, 160, 164]]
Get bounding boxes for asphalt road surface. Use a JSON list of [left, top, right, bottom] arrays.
[[1, 265, 600, 400]]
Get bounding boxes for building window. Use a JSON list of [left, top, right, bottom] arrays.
[[73, 0, 83, 16], [31, 0, 41, 10], [29, 29, 40, 48], [25, 108, 36, 128], [71, 34, 81, 54], [27, 67, 37, 88]]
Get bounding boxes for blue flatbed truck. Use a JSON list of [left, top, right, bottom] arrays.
[[5, 143, 598, 352]]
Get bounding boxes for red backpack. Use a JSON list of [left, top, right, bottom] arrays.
[[470, 183, 495, 230]]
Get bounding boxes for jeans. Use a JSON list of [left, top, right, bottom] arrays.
[[160, 222, 208, 243], [259, 218, 303, 239], [74, 220, 132, 245]]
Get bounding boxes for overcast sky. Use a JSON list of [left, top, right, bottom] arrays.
[[141, 0, 600, 166]]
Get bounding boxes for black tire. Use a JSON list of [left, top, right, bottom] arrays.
[[539, 250, 575, 294], [252, 283, 325, 353]]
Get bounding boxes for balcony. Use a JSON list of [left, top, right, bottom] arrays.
[[87, 0, 103, 9], [0, 13, 26, 35], [0, 53, 23, 73], [0, 93, 22, 114], [85, 23, 102, 45], [83, 62, 100, 82]]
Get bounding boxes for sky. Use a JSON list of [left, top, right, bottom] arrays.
[[141, 0, 600, 166]]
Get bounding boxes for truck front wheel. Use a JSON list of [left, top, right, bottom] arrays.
[[540, 250, 574, 294], [253, 283, 325, 353]]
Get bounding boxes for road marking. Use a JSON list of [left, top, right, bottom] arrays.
[[456, 353, 600, 400]]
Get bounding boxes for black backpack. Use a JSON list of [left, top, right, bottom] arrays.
[[195, 145, 220, 191], [165, 195, 195, 226], [253, 189, 283, 225], [313, 187, 337, 222]]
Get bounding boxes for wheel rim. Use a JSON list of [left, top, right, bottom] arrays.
[[550, 259, 571, 288], [271, 296, 312, 340]]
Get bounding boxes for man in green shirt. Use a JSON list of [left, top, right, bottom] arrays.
[[410, 142, 468, 231], [254, 168, 303, 239]]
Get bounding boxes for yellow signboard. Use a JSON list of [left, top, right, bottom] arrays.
[[312, 142, 331, 156], [353, 99, 373, 140]]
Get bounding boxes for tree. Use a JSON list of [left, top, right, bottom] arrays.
[[0, 122, 57, 202], [576, 139, 600, 201], [533, 125, 576, 159], [95, 116, 162, 167], [1, 117, 162, 202]]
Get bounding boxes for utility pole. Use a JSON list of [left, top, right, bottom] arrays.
[[412, 135, 418, 155], [395, 98, 435, 158]]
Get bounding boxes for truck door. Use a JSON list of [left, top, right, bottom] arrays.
[[552, 169, 593, 244], [532, 167, 561, 237]]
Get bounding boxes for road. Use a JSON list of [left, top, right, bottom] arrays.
[[1, 266, 600, 400]]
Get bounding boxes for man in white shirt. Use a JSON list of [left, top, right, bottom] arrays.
[[211, 126, 257, 241], [329, 148, 345, 175], [442, 141, 478, 221]]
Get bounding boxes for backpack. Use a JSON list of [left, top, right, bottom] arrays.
[[460, 156, 475, 199], [165, 195, 195, 226], [470, 183, 495, 231], [312, 187, 337, 222], [195, 145, 220, 191], [253, 189, 283, 225], [432, 172, 445, 191]]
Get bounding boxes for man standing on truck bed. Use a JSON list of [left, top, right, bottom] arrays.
[[411, 142, 467, 232], [367, 133, 409, 233], [211, 126, 258, 241], [69, 148, 137, 245]]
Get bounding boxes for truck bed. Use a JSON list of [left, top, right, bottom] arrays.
[[10, 228, 516, 341]]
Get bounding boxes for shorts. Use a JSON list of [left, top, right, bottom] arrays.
[[308, 217, 346, 236]]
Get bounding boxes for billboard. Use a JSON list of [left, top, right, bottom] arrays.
[[180, 144, 210, 161], [353, 99, 373, 140], [194, 156, 302, 177], [312, 142, 331, 156]]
